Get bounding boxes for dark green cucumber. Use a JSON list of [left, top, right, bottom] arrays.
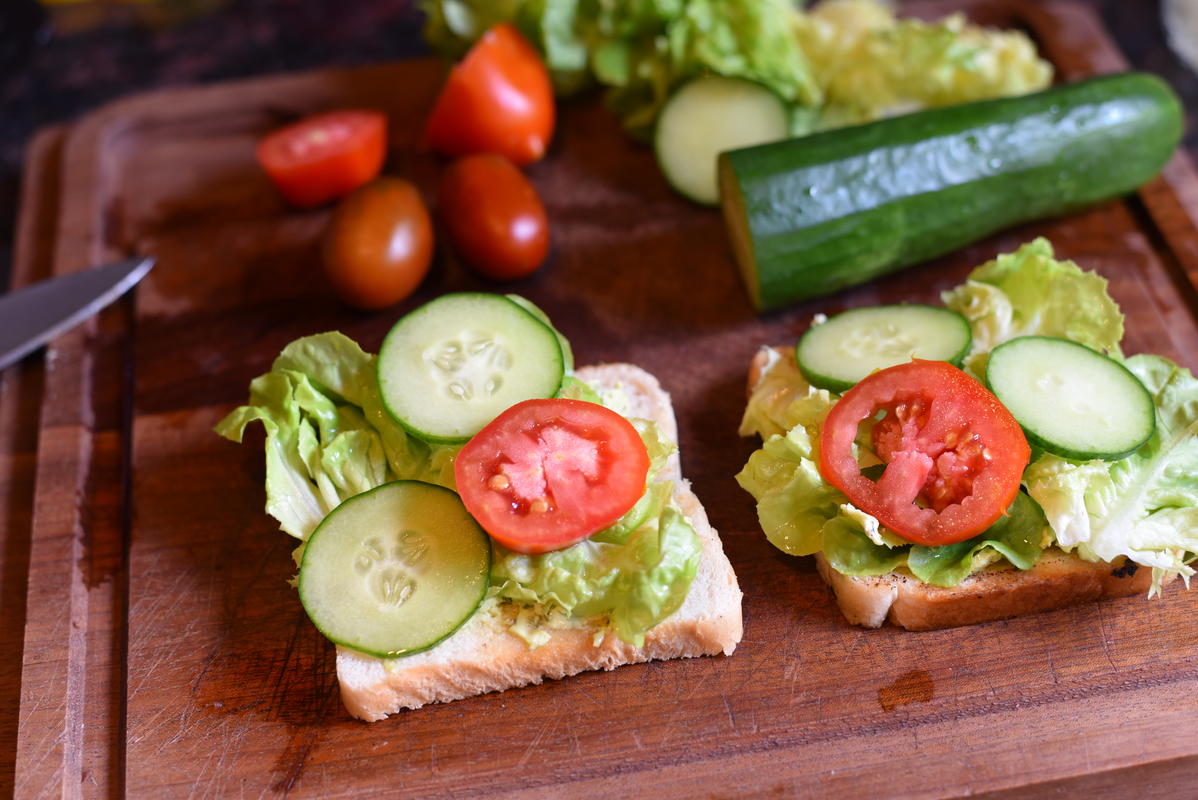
[[718, 72, 1182, 311]]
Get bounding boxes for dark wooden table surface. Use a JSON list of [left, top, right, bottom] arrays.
[[3, 1, 1198, 797]]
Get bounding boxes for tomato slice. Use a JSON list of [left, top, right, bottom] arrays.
[[818, 360, 1030, 546], [454, 399, 649, 554], [424, 23, 555, 166], [257, 110, 387, 208]]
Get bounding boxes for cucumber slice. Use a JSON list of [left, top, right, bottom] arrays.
[[796, 304, 971, 393], [986, 336, 1155, 461], [298, 481, 490, 659], [378, 293, 565, 443], [654, 76, 790, 206]]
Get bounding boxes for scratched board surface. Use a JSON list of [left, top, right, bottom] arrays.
[[13, 1, 1198, 797]]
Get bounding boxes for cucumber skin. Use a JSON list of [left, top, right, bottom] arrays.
[[719, 73, 1183, 312]]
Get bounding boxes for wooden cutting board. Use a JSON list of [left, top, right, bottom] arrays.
[[13, 1, 1198, 797]]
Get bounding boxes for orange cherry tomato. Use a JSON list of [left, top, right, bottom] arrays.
[[819, 360, 1030, 546], [257, 110, 387, 208], [424, 24, 555, 165], [439, 155, 549, 280], [455, 399, 650, 554], [322, 178, 433, 309]]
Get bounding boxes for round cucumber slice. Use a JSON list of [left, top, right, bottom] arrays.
[[298, 481, 491, 659], [986, 336, 1156, 461], [654, 76, 790, 206], [378, 293, 565, 443], [796, 304, 972, 393]]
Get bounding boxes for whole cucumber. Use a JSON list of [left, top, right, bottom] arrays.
[[719, 72, 1183, 312]]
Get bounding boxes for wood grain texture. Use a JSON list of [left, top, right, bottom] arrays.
[[1, 126, 62, 800], [12, 1, 1198, 797]]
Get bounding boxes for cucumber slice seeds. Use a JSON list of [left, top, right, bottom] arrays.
[[796, 304, 971, 393], [986, 336, 1156, 461], [298, 481, 491, 659], [378, 293, 565, 443]]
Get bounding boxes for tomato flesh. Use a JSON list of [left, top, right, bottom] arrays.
[[257, 110, 387, 208], [819, 360, 1029, 546], [455, 399, 649, 554], [425, 24, 555, 165]]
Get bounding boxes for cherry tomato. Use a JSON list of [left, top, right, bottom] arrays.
[[439, 155, 550, 280], [322, 178, 433, 309], [425, 24, 555, 165], [454, 398, 650, 554], [257, 110, 386, 208], [819, 360, 1030, 546]]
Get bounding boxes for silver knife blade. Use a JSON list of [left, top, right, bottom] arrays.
[[0, 257, 155, 372]]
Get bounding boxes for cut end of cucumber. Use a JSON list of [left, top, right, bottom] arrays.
[[719, 155, 762, 311], [796, 304, 972, 393], [298, 481, 491, 660], [986, 336, 1156, 461], [378, 293, 565, 443], [655, 76, 790, 206]]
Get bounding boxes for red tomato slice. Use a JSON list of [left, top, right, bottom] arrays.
[[818, 360, 1029, 546], [424, 23, 555, 165], [454, 399, 649, 554], [257, 110, 387, 208]]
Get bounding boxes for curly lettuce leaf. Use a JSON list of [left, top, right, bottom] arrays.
[[942, 238, 1125, 375], [215, 333, 457, 539], [906, 492, 1047, 586], [796, 0, 1051, 131], [1025, 354, 1198, 593]]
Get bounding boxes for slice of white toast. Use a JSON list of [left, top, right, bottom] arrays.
[[337, 363, 743, 720], [746, 346, 1154, 631]]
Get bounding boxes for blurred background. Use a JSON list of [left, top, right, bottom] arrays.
[[1, 0, 1197, 290]]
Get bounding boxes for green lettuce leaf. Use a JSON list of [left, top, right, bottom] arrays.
[[1025, 354, 1198, 593], [738, 345, 838, 441], [796, 0, 1051, 132], [942, 237, 1125, 375], [215, 333, 456, 539], [906, 492, 1047, 586]]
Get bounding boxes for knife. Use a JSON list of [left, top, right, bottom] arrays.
[[0, 256, 155, 371]]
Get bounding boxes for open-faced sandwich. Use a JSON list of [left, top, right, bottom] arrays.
[[738, 239, 1198, 630], [217, 293, 741, 720]]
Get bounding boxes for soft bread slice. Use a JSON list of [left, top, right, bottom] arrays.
[[815, 551, 1153, 630], [337, 363, 743, 720], [747, 346, 1155, 631]]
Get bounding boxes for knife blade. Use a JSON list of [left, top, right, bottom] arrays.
[[0, 256, 155, 371]]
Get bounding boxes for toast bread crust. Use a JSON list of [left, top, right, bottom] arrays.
[[746, 345, 1158, 631], [338, 363, 743, 720]]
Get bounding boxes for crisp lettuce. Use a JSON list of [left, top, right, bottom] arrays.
[[942, 238, 1125, 376], [215, 333, 455, 540], [1025, 355, 1198, 593], [795, 0, 1051, 132]]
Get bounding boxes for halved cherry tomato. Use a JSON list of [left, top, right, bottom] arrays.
[[257, 110, 386, 208], [322, 178, 433, 309], [425, 24, 555, 165], [439, 155, 549, 280], [818, 360, 1029, 546], [454, 398, 649, 554]]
